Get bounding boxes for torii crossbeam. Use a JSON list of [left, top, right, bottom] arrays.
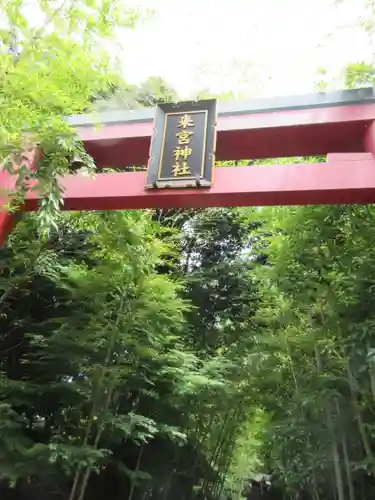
[[2, 87, 375, 245]]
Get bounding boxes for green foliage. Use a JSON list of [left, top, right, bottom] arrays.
[[243, 204, 375, 499], [0, 203, 267, 500], [0, 0, 144, 233], [3, 4, 375, 500], [0, 211, 203, 499], [92, 76, 180, 111], [344, 62, 375, 88]]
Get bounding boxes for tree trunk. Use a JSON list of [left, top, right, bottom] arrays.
[[129, 445, 144, 500], [341, 430, 355, 500], [326, 407, 346, 500], [335, 398, 355, 500], [287, 334, 320, 499], [367, 342, 375, 406], [346, 359, 375, 476], [313, 342, 345, 500], [311, 466, 320, 500], [76, 384, 116, 500], [70, 298, 126, 500]]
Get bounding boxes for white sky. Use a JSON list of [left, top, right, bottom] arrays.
[[120, 0, 374, 99]]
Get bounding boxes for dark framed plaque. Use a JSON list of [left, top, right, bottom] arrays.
[[146, 99, 217, 189]]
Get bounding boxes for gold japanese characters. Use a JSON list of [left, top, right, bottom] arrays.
[[171, 114, 196, 177], [146, 99, 216, 189]]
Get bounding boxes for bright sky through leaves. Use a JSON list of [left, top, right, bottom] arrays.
[[122, 0, 373, 98]]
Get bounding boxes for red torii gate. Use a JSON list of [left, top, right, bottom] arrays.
[[2, 87, 375, 245]]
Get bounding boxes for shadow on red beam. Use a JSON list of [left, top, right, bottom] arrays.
[[25, 157, 375, 211]]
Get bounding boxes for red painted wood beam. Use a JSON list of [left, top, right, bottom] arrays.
[[23, 154, 375, 210], [1, 152, 373, 248], [75, 103, 375, 168], [2, 89, 375, 248], [0, 148, 39, 246], [0, 170, 16, 247]]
